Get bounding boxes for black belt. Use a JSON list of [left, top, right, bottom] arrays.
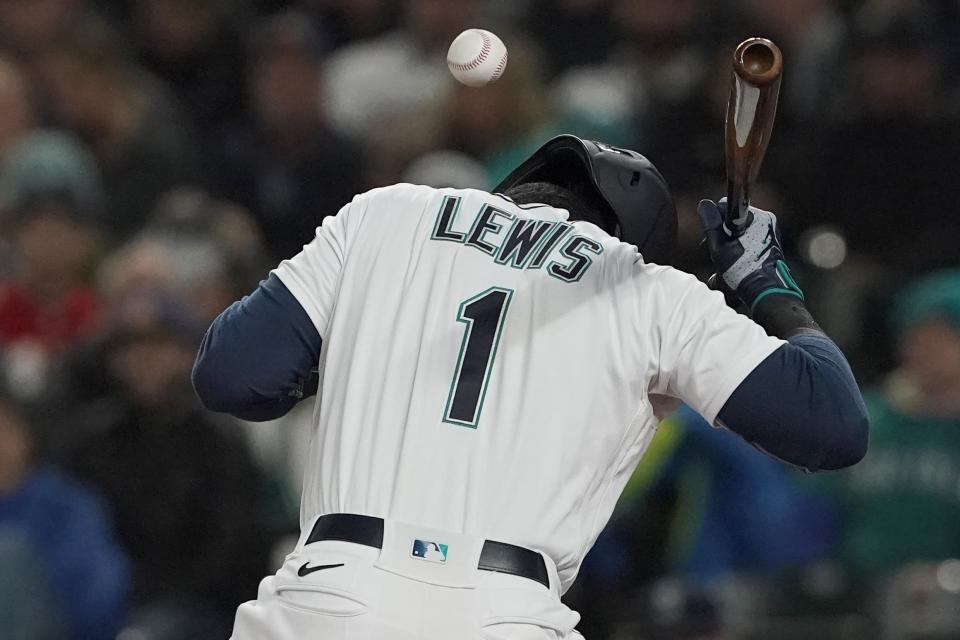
[[306, 513, 550, 589]]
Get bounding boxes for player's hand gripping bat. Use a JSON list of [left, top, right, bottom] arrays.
[[724, 37, 783, 235]]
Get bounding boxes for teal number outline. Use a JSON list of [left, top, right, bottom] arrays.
[[442, 287, 514, 428]]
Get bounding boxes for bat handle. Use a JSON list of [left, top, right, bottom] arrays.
[[726, 179, 751, 236]]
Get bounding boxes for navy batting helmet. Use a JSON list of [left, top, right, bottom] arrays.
[[493, 135, 677, 264]]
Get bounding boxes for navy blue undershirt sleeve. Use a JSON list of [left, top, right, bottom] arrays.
[[192, 273, 322, 422], [716, 333, 869, 471]]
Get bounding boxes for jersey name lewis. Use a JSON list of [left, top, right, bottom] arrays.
[[430, 195, 603, 282]]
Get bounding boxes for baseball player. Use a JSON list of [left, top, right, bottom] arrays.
[[193, 135, 868, 640]]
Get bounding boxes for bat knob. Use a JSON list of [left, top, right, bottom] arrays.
[[733, 38, 783, 86], [742, 42, 775, 75]]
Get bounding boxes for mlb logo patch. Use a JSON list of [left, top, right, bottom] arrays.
[[411, 539, 448, 563]]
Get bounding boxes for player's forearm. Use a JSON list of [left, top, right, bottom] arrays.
[[751, 293, 821, 339], [192, 274, 321, 421], [718, 333, 869, 471]]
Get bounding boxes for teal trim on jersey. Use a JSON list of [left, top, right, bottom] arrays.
[[527, 222, 573, 269], [431, 195, 465, 243], [442, 287, 514, 429], [547, 235, 604, 283], [464, 205, 515, 256], [494, 218, 556, 269]]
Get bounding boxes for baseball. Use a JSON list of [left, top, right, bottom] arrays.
[[446, 29, 508, 87]]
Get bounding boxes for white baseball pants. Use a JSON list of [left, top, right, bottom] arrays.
[[230, 516, 584, 640]]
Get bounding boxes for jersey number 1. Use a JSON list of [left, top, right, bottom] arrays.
[[443, 287, 513, 428]]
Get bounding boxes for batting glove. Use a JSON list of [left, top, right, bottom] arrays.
[[697, 198, 803, 312]]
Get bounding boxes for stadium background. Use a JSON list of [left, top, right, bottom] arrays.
[[0, 0, 958, 638]]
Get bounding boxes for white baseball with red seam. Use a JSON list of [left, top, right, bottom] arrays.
[[446, 29, 508, 87]]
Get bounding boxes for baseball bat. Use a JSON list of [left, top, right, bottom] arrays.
[[724, 37, 783, 235]]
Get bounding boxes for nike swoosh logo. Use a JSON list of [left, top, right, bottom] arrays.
[[298, 562, 345, 577]]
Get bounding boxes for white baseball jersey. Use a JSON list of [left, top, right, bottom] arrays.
[[272, 183, 783, 592]]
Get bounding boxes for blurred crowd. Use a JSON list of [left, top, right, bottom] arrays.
[[0, 0, 957, 639]]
